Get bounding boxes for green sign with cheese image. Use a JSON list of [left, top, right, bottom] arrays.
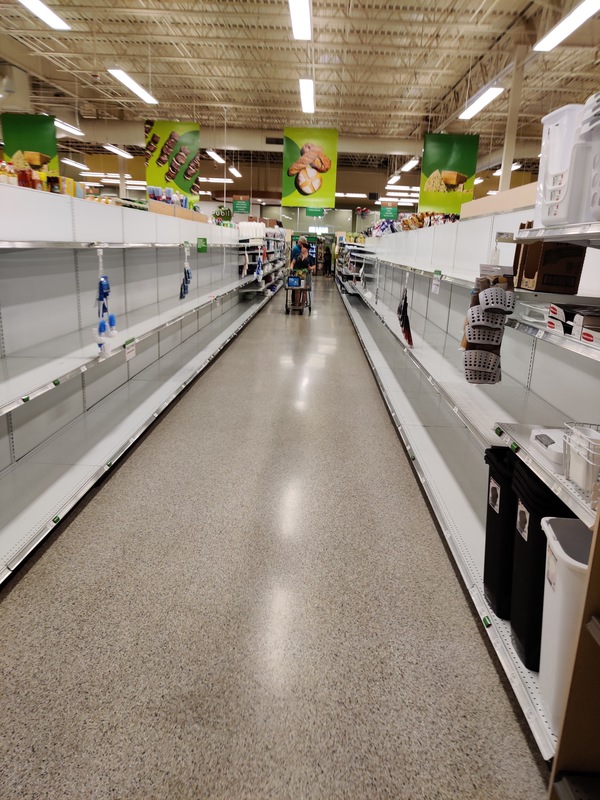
[[419, 133, 479, 215]]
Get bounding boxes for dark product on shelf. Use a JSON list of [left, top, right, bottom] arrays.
[[483, 447, 519, 619], [184, 153, 202, 181], [145, 133, 161, 165], [515, 238, 586, 295], [156, 131, 180, 167], [165, 146, 190, 181], [397, 288, 413, 346], [510, 460, 575, 671]]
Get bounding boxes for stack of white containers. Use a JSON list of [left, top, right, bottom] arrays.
[[537, 90, 600, 227], [238, 220, 267, 240], [564, 423, 600, 493]]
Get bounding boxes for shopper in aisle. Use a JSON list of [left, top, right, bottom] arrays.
[[290, 239, 315, 309], [290, 235, 307, 265], [323, 245, 332, 277]]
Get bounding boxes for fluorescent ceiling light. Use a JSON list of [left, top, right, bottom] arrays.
[[207, 177, 233, 183], [487, 190, 498, 195], [206, 149, 225, 164], [474, 177, 484, 185], [288, 0, 311, 40], [81, 172, 132, 178], [387, 174, 401, 185], [397, 200, 418, 206], [345, 193, 368, 198], [492, 162, 522, 176], [61, 157, 87, 171], [386, 184, 419, 192], [335, 192, 344, 197], [400, 158, 419, 172], [54, 118, 84, 136], [103, 144, 133, 159], [534, 0, 600, 51], [107, 68, 158, 105], [101, 178, 123, 184], [16, 0, 70, 29], [299, 78, 315, 114], [125, 180, 147, 186], [228, 166, 242, 178], [194, 190, 212, 196], [459, 86, 504, 120]]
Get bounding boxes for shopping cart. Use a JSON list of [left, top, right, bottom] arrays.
[[285, 273, 312, 314]]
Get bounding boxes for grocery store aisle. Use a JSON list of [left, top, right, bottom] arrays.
[[1, 278, 547, 800]]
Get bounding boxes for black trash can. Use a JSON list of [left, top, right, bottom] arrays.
[[510, 461, 575, 671], [483, 447, 519, 620]]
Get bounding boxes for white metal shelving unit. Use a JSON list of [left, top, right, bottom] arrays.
[[0, 185, 282, 585], [338, 210, 600, 759]]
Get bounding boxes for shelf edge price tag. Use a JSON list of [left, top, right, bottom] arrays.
[[124, 338, 136, 361], [431, 270, 442, 295], [196, 237, 208, 254]]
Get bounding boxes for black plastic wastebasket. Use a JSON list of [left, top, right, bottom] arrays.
[[483, 447, 519, 620], [510, 460, 575, 671]]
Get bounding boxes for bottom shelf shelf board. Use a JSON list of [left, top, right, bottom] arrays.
[[0, 293, 272, 580], [340, 289, 557, 760]]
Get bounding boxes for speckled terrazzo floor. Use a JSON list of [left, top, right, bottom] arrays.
[[0, 279, 548, 800]]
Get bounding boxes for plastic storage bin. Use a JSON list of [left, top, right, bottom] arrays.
[[483, 447, 518, 620], [539, 516, 592, 735], [537, 104, 585, 226], [510, 461, 575, 671], [564, 423, 600, 493]]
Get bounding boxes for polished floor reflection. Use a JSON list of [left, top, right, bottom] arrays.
[[0, 279, 547, 799]]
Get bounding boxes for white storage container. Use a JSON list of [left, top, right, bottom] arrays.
[[538, 104, 584, 227], [539, 516, 592, 736], [564, 423, 600, 492]]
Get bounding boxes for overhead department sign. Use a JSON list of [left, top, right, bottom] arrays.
[[419, 133, 479, 215], [281, 127, 338, 209]]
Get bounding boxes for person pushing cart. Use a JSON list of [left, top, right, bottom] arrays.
[[286, 239, 314, 314]]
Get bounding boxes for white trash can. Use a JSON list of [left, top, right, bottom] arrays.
[[539, 517, 592, 736]]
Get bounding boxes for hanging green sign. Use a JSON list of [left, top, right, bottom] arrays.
[[306, 207, 325, 217], [282, 127, 338, 209], [419, 133, 479, 215], [196, 237, 208, 253], [232, 196, 251, 213], [1, 113, 59, 174], [145, 119, 201, 201], [212, 206, 232, 221], [380, 201, 398, 220]]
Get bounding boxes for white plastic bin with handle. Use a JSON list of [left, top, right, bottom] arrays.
[[539, 517, 593, 736]]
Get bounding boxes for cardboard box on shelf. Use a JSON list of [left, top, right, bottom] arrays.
[[148, 199, 176, 217], [517, 241, 586, 294]]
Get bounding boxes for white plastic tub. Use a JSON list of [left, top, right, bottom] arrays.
[[537, 104, 585, 226], [539, 516, 592, 736]]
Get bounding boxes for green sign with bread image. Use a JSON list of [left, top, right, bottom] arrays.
[[419, 133, 479, 215], [281, 127, 338, 208]]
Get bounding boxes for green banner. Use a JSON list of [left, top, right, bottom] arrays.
[[232, 196, 251, 214], [306, 207, 325, 217], [145, 119, 201, 200], [1, 113, 58, 173], [380, 201, 398, 220], [419, 133, 479, 215], [282, 127, 338, 208]]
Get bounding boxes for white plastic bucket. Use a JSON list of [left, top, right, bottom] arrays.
[[539, 517, 592, 736], [538, 104, 585, 226]]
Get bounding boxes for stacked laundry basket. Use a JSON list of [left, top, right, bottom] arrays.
[[463, 283, 516, 384]]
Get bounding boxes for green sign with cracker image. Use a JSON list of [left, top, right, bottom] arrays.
[[281, 127, 338, 209], [419, 133, 479, 215]]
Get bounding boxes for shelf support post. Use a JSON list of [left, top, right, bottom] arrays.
[[499, 45, 527, 193]]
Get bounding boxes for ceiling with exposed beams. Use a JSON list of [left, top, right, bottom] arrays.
[[0, 0, 599, 165]]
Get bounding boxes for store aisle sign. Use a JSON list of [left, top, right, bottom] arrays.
[[232, 195, 251, 213], [281, 127, 338, 209], [306, 207, 325, 217], [419, 133, 479, 215], [196, 237, 208, 253], [380, 200, 398, 220], [145, 119, 201, 200], [1, 113, 59, 174]]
